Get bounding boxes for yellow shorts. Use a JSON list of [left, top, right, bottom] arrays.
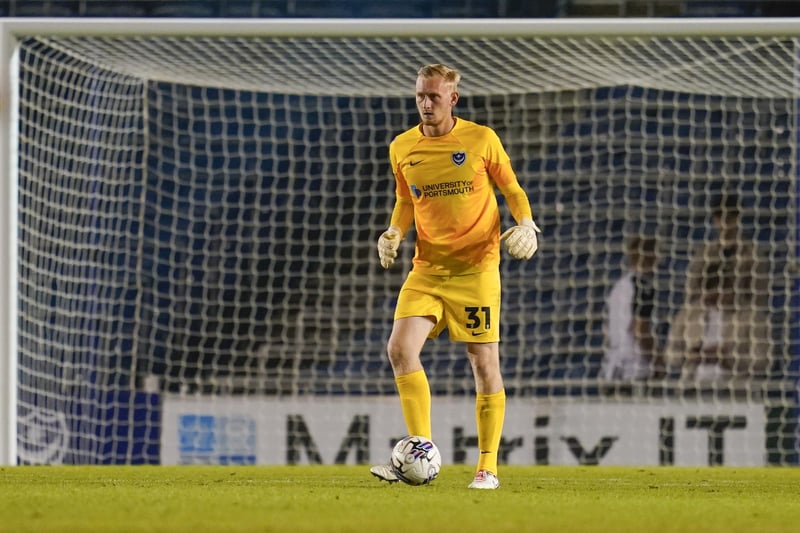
[[394, 270, 501, 343]]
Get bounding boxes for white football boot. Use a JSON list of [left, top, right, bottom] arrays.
[[370, 463, 399, 484], [468, 469, 500, 490]]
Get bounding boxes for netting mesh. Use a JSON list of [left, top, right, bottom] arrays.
[[12, 32, 799, 464], [32, 35, 799, 96]]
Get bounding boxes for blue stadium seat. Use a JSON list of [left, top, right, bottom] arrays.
[[11, 1, 77, 16], [148, 1, 217, 17], [256, 0, 289, 17], [433, 0, 499, 17], [84, 2, 148, 17], [219, 0, 259, 17], [358, 1, 430, 18], [290, 1, 355, 17], [219, 0, 288, 17], [683, 1, 758, 17]]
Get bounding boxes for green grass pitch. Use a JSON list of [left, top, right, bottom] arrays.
[[1, 465, 798, 532]]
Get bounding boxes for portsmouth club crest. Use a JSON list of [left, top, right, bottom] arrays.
[[451, 151, 466, 166]]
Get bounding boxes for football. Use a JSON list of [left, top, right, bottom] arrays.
[[390, 435, 441, 486]]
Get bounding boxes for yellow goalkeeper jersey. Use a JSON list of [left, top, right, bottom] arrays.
[[389, 117, 532, 276]]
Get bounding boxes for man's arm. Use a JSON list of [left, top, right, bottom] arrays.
[[377, 194, 414, 270], [496, 180, 540, 260], [389, 197, 414, 236], [497, 180, 532, 224], [633, 317, 656, 357]]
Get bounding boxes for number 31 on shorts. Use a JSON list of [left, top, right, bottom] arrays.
[[465, 306, 491, 331]]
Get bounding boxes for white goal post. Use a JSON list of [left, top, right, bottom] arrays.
[[1, 17, 799, 466]]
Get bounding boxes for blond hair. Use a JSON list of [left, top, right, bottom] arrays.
[[417, 64, 461, 91]]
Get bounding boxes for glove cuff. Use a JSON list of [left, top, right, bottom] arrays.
[[520, 217, 541, 233], [386, 225, 404, 239]]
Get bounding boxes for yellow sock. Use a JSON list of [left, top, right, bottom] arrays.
[[395, 369, 431, 439], [475, 389, 506, 474]]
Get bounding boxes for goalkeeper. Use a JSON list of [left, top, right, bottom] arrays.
[[371, 63, 540, 490]]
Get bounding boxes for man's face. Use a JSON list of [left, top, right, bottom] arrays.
[[415, 75, 457, 128]]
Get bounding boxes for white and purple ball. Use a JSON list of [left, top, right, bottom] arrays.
[[390, 435, 441, 486]]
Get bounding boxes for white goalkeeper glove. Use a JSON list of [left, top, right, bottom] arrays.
[[377, 226, 403, 269], [500, 217, 541, 260]]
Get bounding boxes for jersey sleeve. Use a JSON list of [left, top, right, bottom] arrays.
[[388, 139, 415, 235], [390, 195, 415, 235], [498, 179, 533, 223], [483, 129, 533, 223]]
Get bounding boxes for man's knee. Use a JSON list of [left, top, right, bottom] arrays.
[[386, 337, 410, 367]]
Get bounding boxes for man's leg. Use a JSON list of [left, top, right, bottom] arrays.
[[371, 316, 434, 483], [387, 316, 435, 438], [467, 342, 504, 489]]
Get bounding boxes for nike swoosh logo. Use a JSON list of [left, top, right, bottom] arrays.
[[409, 160, 423, 166], [471, 331, 487, 337], [480, 451, 491, 454]]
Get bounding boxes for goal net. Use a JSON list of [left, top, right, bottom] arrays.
[[2, 19, 798, 466]]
